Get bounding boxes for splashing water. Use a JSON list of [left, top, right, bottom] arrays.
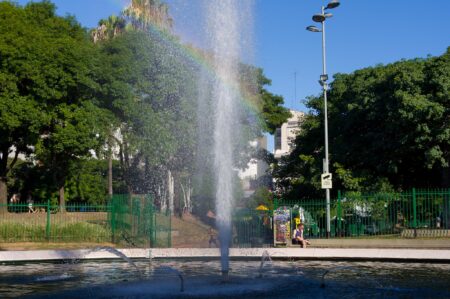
[[90, 246, 142, 276], [154, 266, 185, 292], [321, 266, 383, 288], [258, 250, 273, 278], [35, 273, 74, 282]]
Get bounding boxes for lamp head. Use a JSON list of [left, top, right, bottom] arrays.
[[326, 0, 340, 9], [320, 74, 329, 82], [306, 25, 321, 32], [312, 14, 326, 22], [313, 14, 325, 23]]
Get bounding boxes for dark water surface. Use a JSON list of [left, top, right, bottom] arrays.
[[1, 259, 449, 298]]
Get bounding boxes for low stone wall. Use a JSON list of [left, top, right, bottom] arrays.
[[1, 247, 450, 263], [401, 229, 450, 238]]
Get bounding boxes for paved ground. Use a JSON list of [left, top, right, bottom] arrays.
[[306, 238, 450, 249], [1, 238, 449, 251]]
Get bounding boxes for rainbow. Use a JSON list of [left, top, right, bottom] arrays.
[[105, 0, 263, 124], [149, 24, 262, 118]]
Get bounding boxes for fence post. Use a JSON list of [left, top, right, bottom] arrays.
[[337, 190, 342, 237], [46, 200, 50, 241], [111, 197, 116, 244], [273, 194, 278, 211], [167, 208, 172, 248], [412, 188, 417, 238], [149, 202, 155, 248]]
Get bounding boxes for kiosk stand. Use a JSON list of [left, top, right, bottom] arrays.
[[273, 206, 291, 247]]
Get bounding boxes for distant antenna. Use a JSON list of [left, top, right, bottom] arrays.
[[292, 72, 297, 109]]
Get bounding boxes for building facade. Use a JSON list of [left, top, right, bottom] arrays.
[[274, 110, 304, 159]]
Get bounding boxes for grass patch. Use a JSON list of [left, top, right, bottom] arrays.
[[0, 222, 111, 243]]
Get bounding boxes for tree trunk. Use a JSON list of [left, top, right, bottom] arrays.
[[0, 145, 17, 211], [167, 169, 174, 215], [180, 178, 193, 215], [187, 178, 193, 213], [59, 185, 66, 213], [180, 182, 187, 214], [159, 185, 167, 213], [108, 154, 113, 197], [0, 177, 7, 212]]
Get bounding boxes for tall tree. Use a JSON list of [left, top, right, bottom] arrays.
[[96, 30, 197, 195], [91, 15, 127, 43], [0, 1, 106, 210], [0, 1, 51, 208], [122, 0, 173, 32]]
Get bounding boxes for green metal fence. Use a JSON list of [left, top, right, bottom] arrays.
[[232, 209, 272, 248], [0, 194, 172, 247], [1, 189, 448, 247], [109, 194, 171, 248], [0, 202, 111, 243], [275, 188, 450, 238]]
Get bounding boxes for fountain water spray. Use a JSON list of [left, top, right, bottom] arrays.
[[207, 0, 239, 279], [90, 246, 142, 277], [258, 250, 273, 278], [205, 0, 253, 281], [154, 266, 185, 292]]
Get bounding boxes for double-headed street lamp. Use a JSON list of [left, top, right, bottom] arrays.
[[306, 0, 340, 239]]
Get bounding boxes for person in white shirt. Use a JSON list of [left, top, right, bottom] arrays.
[[292, 223, 310, 248]]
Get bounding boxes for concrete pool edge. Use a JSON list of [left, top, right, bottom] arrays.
[[1, 248, 449, 263]]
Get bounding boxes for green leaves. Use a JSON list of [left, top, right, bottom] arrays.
[[0, 1, 107, 205], [276, 49, 450, 198]]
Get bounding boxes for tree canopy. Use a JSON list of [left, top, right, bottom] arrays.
[[275, 48, 450, 199], [0, 1, 107, 207]]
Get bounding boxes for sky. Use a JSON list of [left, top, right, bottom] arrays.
[[17, 0, 450, 150]]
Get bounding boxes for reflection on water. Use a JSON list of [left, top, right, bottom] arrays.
[[0, 259, 449, 298]]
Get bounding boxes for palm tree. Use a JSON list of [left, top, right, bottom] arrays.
[[122, 0, 173, 32], [91, 15, 127, 43]]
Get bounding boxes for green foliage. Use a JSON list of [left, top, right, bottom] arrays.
[[275, 48, 450, 198], [65, 159, 108, 204], [256, 69, 292, 134], [0, 1, 50, 193], [245, 187, 274, 210], [0, 1, 109, 205], [96, 29, 199, 193]]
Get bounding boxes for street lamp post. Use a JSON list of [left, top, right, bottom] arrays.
[[306, 0, 340, 239]]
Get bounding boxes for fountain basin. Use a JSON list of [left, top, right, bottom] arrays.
[[1, 259, 449, 298]]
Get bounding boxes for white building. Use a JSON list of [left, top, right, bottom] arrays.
[[274, 110, 304, 159], [238, 136, 269, 181], [238, 136, 270, 196]]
